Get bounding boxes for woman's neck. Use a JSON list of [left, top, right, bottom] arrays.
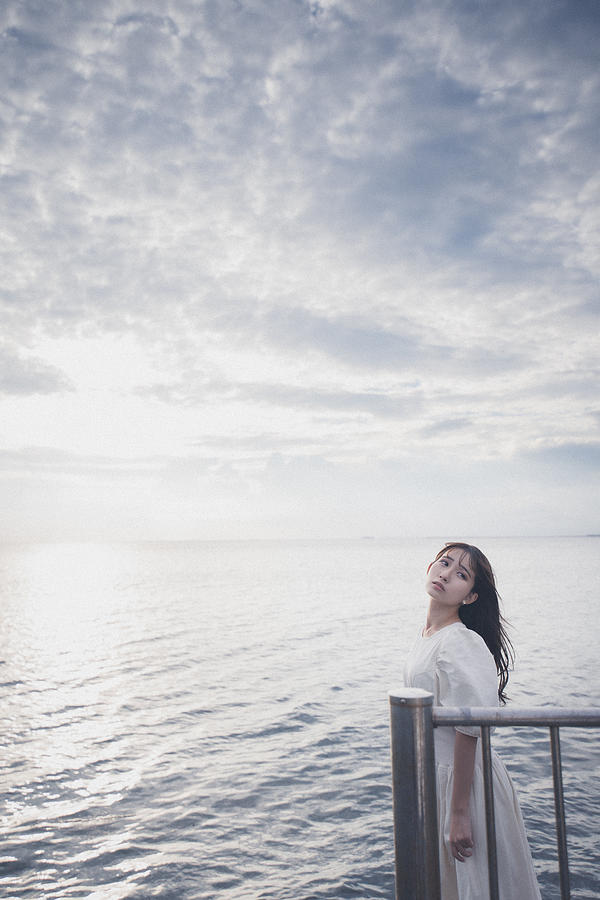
[[423, 602, 461, 637]]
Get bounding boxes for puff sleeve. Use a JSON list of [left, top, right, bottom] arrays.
[[435, 626, 499, 737]]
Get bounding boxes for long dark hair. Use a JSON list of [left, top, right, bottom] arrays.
[[433, 542, 514, 704]]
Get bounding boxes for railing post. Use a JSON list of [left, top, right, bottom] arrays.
[[550, 725, 570, 900], [389, 688, 441, 900], [480, 725, 499, 900]]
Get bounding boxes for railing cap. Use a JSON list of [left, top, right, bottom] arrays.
[[389, 687, 433, 707]]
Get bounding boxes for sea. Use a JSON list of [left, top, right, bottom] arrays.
[[1, 536, 599, 899]]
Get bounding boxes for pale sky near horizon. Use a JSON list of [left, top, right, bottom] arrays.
[[1, 0, 599, 541]]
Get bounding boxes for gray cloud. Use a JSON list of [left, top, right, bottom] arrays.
[[0, 446, 158, 472], [523, 441, 600, 473], [0, 344, 72, 395], [138, 375, 422, 419], [240, 381, 423, 418], [258, 307, 425, 369], [419, 418, 471, 438], [3, 0, 598, 332]]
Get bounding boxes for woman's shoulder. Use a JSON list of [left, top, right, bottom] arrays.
[[439, 622, 494, 664], [437, 624, 499, 715]]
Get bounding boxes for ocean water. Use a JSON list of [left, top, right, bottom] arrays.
[[0, 537, 598, 899]]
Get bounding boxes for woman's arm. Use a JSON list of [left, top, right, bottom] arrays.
[[449, 730, 478, 861]]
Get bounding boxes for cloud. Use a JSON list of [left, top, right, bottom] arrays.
[[0, 344, 72, 396], [137, 374, 423, 421], [3, 0, 598, 344], [523, 441, 600, 474], [0, 446, 158, 475], [239, 381, 423, 419], [257, 307, 425, 368], [0, 0, 598, 537], [419, 418, 471, 438]]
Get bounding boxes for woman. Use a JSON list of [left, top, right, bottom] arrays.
[[403, 542, 541, 900]]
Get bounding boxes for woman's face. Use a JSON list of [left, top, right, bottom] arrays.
[[425, 548, 478, 609]]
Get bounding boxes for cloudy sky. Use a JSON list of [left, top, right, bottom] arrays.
[[1, 0, 599, 541]]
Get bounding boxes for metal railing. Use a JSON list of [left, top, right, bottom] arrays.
[[389, 689, 600, 900]]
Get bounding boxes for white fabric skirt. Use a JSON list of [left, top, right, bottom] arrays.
[[434, 728, 541, 900]]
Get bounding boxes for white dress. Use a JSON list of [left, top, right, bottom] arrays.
[[403, 622, 541, 900]]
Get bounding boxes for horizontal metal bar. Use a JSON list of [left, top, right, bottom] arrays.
[[432, 707, 600, 728]]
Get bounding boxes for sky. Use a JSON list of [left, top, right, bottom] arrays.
[[1, 0, 599, 541]]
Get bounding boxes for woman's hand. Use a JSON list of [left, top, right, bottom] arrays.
[[449, 811, 473, 861]]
